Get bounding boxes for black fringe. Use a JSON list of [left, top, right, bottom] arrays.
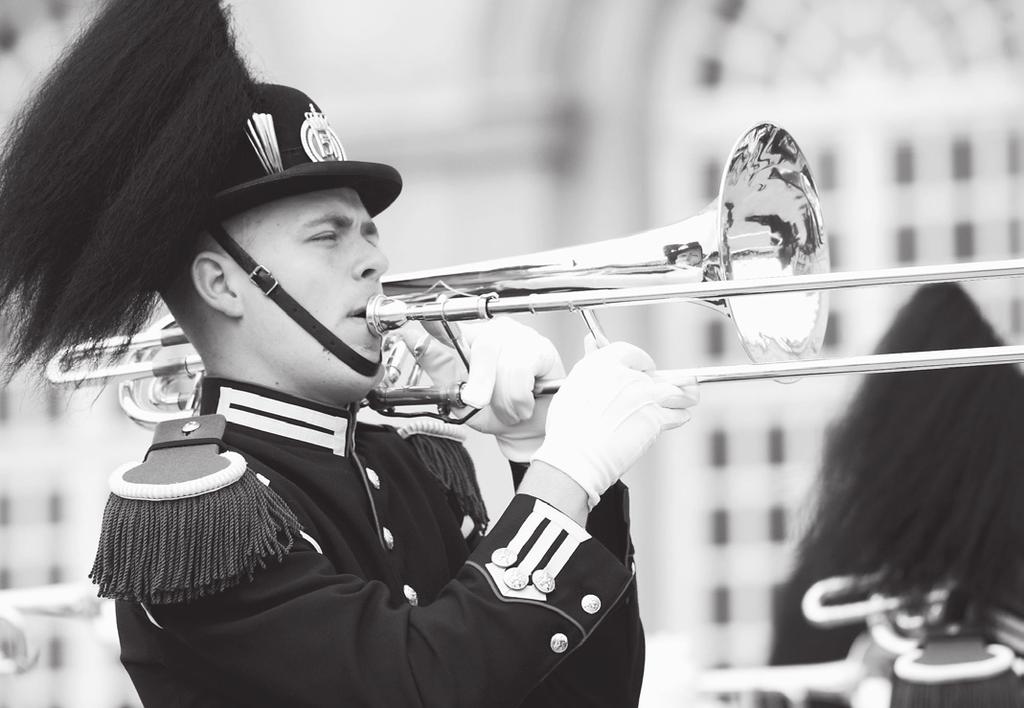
[[90, 472, 302, 605], [890, 672, 1024, 708], [406, 434, 488, 532]]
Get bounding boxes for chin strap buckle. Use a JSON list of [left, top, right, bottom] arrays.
[[249, 265, 279, 295]]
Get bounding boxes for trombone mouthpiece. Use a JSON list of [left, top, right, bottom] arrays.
[[365, 295, 410, 334]]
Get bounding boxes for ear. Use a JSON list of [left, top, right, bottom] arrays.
[[191, 250, 245, 318]]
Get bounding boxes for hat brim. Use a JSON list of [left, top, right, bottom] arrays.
[[212, 161, 402, 219]]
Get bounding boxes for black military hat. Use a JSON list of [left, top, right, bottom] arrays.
[[214, 84, 402, 219], [0, 0, 405, 374]]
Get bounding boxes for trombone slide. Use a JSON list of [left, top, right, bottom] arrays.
[[367, 345, 1024, 409]]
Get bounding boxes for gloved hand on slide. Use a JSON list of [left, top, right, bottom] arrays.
[[531, 338, 699, 509], [394, 319, 564, 462]]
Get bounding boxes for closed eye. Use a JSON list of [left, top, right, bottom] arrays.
[[308, 231, 339, 243]]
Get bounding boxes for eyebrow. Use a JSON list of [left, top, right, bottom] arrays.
[[303, 215, 378, 237]]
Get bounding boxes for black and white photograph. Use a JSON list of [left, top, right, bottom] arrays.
[[1, 1, 1023, 706]]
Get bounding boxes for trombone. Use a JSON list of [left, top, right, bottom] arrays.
[[694, 576, 955, 706], [0, 583, 114, 675], [45, 122, 1024, 423]]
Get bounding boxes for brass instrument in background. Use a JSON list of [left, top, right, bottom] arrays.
[[695, 575, 953, 707], [0, 583, 114, 675], [46, 121, 1024, 425]]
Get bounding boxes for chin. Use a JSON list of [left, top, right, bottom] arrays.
[[307, 377, 378, 408], [327, 357, 387, 404], [355, 341, 384, 363]]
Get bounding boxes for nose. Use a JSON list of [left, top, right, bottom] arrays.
[[353, 238, 389, 281]]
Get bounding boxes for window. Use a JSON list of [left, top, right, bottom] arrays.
[[828, 233, 839, 269], [817, 149, 837, 191], [0, 22, 16, 54], [711, 586, 731, 624], [1009, 134, 1020, 175], [0, 495, 8, 526], [702, 157, 721, 201], [952, 138, 972, 181], [709, 429, 728, 468], [45, 385, 63, 421], [0, 568, 10, 589], [894, 142, 914, 183], [716, 0, 743, 21], [699, 57, 722, 88], [48, 492, 63, 524], [767, 427, 785, 464], [768, 506, 787, 542], [823, 312, 841, 349], [896, 226, 916, 263], [954, 222, 975, 258], [1012, 299, 1022, 334], [706, 320, 726, 358], [770, 583, 785, 622], [48, 0, 71, 20], [48, 565, 62, 584], [710, 509, 729, 545], [47, 636, 64, 670], [1011, 220, 1020, 254]]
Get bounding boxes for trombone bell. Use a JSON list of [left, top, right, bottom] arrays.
[[371, 122, 829, 367]]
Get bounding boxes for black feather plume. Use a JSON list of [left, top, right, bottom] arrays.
[[0, 0, 256, 376], [798, 283, 1024, 608]]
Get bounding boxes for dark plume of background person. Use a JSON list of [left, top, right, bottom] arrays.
[[798, 281, 1024, 609], [764, 282, 1024, 707], [0, 0, 256, 378]]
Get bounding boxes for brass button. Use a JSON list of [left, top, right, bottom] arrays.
[[581, 594, 601, 614], [549, 633, 568, 654], [403, 584, 419, 607], [382, 527, 395, 550], [502, 567, 528, 591], [366, 468, 381, 490], [490, 547, 517, 568], [531, 569, 556, 594]]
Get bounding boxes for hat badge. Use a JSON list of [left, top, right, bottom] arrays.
[[301, 104, 346, 163]]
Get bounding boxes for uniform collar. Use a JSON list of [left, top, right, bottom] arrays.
[[199, 377, 358, 456]]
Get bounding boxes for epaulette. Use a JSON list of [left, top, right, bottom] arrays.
[[394, 419, 489, 534], [89, 414, 302, 605]]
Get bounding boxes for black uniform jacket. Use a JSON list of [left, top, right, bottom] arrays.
[[115, 378, 644, 707]]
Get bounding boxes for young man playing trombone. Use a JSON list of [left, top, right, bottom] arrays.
[[0, 1, 697, 705]]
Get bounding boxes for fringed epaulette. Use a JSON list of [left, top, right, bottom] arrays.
[[90, 415, 302, 605], [395, 419, 488, 533]]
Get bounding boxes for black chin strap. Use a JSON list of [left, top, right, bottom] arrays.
[[206, 222, 381, 378]]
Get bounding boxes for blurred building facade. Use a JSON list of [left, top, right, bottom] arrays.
[[1, 0, 1023, 705]]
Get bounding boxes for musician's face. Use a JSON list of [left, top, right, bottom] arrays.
[[222, 187, 389, 405]]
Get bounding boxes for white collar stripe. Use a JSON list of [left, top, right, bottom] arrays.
[[229, 402, 333, 434], [219, 407, 345, 454], [219, 387, 349, 432], [216, 387, 348, 456]]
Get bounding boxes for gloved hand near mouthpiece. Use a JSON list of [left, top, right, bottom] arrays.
[[394, 319, 565, 462], [532, 338, 699, 509]]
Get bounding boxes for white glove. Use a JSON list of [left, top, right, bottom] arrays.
[[531, 339, 698, 509], [394, 319, 565, 462]]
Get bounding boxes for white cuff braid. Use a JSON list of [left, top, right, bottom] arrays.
[[531, 342, 698, 509]]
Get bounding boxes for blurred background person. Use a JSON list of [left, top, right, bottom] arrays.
[[763, 282, 1024, 706]]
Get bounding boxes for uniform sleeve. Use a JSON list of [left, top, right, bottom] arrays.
[[510, 464, 646, 707], [135, 493, 634, 708]]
